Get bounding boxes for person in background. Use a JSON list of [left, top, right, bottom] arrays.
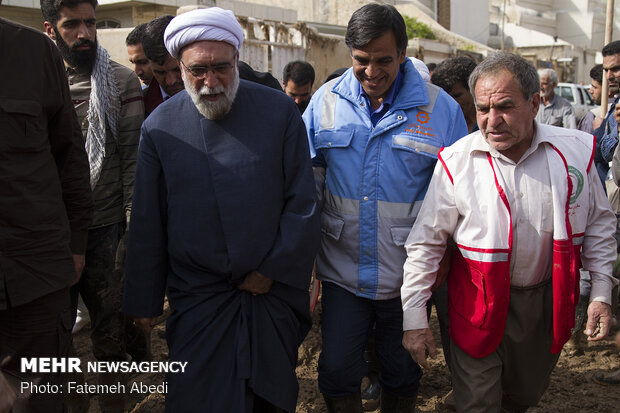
[[535, 68, 576, 129], [126, 22, 163, 117], [126, 23, 153, 87], [142, 15, 184, 100], [282, 60, 315, 113], [426, 62, 436, 77], [593, 41, 620, 186], [432, 56, 478, 133], [578, 65, 605, 134], [41, 0, 144, 410], [239, 60, 283, 91]]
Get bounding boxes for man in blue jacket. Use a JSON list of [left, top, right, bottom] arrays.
[[303, 3, 467, 412]]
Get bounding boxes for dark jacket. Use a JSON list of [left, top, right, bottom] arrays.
[[0, 18, 93, 308]]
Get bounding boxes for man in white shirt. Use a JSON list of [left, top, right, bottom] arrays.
[[401, 52, 617, 413]]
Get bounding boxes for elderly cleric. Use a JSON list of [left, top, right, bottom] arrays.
[[122, 7, 320, 413]]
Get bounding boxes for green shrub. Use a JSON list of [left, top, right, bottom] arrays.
[[403, 15, 436, 40]]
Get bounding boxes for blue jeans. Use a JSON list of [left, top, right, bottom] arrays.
[[318, 282, 422, 398]]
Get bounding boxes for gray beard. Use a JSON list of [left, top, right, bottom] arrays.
[[183, 70, 240, 120]]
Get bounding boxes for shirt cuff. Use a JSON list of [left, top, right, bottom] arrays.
[[589, 271, 618, 305], [403, 306, 430, 331]]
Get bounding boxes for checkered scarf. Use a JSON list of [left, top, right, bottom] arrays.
[[86, 44, 120, 189]]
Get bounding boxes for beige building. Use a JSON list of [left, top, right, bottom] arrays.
[[489, 0, 620, 83], [1, 0, 493, 84]]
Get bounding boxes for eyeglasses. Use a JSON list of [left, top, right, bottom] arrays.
[[180, 55, 236, 79]]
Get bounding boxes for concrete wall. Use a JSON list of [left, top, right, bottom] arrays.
[[1, 5, 45, 30], [450, 0, 489, 45], [97, 28, 135, 70], [305, 33, 351, 88]]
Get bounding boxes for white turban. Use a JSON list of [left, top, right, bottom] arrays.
[[408, 57, 430, 82], [164, 7, 244, 59]]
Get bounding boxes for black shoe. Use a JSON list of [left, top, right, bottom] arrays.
[[380, 391, 416, 413], [323, 392, 363, 413]]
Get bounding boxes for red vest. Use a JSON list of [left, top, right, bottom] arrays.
[[440, 127, 593, 358]]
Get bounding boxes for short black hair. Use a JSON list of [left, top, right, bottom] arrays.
[[41, 0, 97, 26], [345, 3, 407, 54], [239, 61, 283, 92], [590, 64, 603, 84], [126, 23, 148, 47], [282, 61, 315, 87], [602, 40, 620, 57], [142, 15, 174, 65], [431, 56, 477, 93], [426, 62, 437, 72], [324, 68, 347, 84]]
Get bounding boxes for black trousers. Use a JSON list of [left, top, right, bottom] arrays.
[[0, 287, 72, 413]]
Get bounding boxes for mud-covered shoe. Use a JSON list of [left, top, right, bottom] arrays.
[[442, 389, 456, 411], [592, 369, 620, 385], [361, 377, 380, 411], [563, 334, 584, 356]]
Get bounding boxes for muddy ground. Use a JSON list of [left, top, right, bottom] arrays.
[[73, 302, 620, 413]]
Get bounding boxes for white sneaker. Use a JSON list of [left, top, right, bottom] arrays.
[[72, 308, 90, 333]]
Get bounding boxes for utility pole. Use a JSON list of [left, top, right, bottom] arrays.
[[500, 0, 507, 51], [601, 0, 615, 112]]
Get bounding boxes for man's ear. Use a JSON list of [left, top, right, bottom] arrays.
[[44, 21, 56, 40], [530, 91, 541, 117]]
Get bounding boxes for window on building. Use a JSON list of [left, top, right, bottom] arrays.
[[97, 19, 120, 29]]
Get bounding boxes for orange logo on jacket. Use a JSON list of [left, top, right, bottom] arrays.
[[416, 111, 430, 124], [403, 111, 434, 138]]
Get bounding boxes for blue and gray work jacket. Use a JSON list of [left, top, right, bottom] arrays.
[[303, 59, 468, 300]]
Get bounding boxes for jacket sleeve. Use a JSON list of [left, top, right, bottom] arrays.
[[116, 68, 145, 226], [302, 91, 327, 208], [48, 41, 93, 254], [123, 126, 168, 317], [581, 159, 619, 304], [613, 136, 620, 187], [599, 105, 618, 162], [257, 104, 321, 290]]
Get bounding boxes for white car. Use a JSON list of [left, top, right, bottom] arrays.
[[554, 83, 597, 123]]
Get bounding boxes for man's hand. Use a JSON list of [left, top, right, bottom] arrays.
[[614, 102, 620, 128], [238, 270, 274, 295], [584, 301, 613, 341], [71, 254, 86, 285], [0, 370, 16, 413], [403, 328, 437, 369], [133, 317, 157, 334]]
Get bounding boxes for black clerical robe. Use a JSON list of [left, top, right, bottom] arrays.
[[123, 80, 320, 412]]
